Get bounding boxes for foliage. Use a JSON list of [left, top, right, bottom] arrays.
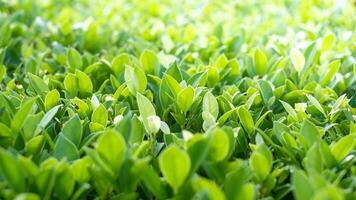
[[0, 0, 355, 199]]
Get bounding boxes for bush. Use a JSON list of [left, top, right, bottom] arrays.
[[0, 0, 355, 199]]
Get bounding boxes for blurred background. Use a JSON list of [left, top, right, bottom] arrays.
[[0, 0, 355, 69]]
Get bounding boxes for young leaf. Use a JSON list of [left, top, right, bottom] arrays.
[[54, 133, 79, 161], [300, 119, 319, 147], [250, 150, 271, 181], [207, 67, 219, 87], [62, 114, 82, 146], [97, 129, 126, 173], [207, 128, 229, 162], [187, 134, 209, 173], [305, 144, 322, 173], [28, 73, 49, 98], [0, 64, 6, 83], [91, 104, 107, 127], [54, 163, 75, 199], [330, 135, 355, 161], [321, 33, 335, 51], [237, 106, 254, 135], [290, 48, 305, 73], [64, 73, 78, 97], [292, 169, 314, 200], [159, 74, 182, 108], [177, 86, 195, 114], [75, 70, 93, 97], [137, 93, 157, 135], [192, 177, 226, 200], [306, 94, 326, 116], [254, 48, 268, 76], [159, 145, 191, 193], [25, 135, 44, 155], [142, 165, 169, 199], [67, 47, 83, 70], [125, 65, 147, 95], [258, 80, 273, 105], [203, 91, 219, 120], [280, 100, 298, 121], [35, 104, 62, 135], [140, 49, 160, 75], [0, 149, 26, 192], [320, 60, 340, 87], [45, 89, 60, 111], [112, 53, 130, 76], [11, 97, 37, 134]]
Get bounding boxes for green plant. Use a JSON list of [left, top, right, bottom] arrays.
[[0, 0, 355, 199]]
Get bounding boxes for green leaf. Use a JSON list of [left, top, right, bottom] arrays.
[[62, 114, 82, 146], [306, 94, 326, 116], [292, 169, 314, 200], [45, 89, 60, 111], [256, 143, 273, 164], [177, 86, 195, 114], [71, 157, 92, 183], [305, 144, 322, 173], [0, 64, 6, 83], [215, 54, 228, 69], [165, 63, 182, 82], [303, 42, 318, 72], [35, 104, 62, 135], [250, 144, 272, 181], [258, 80, 273, 105], [207, 128, 229, 162], [0, 149, 26, 192], [142, 165, 169, 199], [71, 97, 89, 118], [237, 106, 254, 135], [227, 58, 240, 78], [290, 48, 305, 73], [159, 144, 191, 193], [75, 70, 93, 97], [203, 91, 219, 120], [300, 119, 319, 147], [159, 74, 182, 108], [280, 100, 298, 121], [320, 60, 340, 87], [137, 93, 158, 135], [14, 193, 41, 200], [321, 33, 335, 51], [112, 53, 130, 76], [140, 49, 160, 75], [23, 113, 44, 142], [312, 185, 344, 200], [207, 67, 220, 87], [125, 65, 147, 95], [54, 163, 75, 199], [28, 73, 49, 98], [254, 48, 268, 76], [97, 129, 126, 174], [192, 177, 226, 200], [54, 133, 79, 161], [25, 135, 44, 155], [158, 52, 176, 69], [187, 134, 209, 173], [67, 47, 83, 70], [11, 97, 37, 134], [330, 135, 355, 161], [236, 183, 255, 200], [64, 73, 78, 97], [91, 104, 108, 127]]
